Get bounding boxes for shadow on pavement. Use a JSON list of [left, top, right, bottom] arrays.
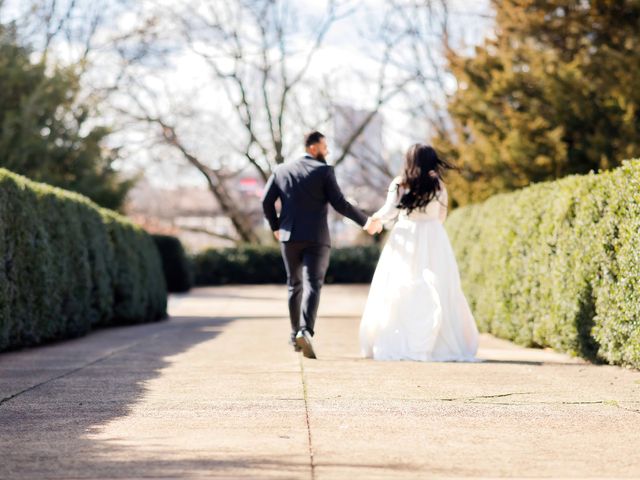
[[0, 315, 312, 479]]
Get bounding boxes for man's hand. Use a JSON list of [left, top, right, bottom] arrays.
[[364, 217, 383, 235], [273, 230, 280, 241]]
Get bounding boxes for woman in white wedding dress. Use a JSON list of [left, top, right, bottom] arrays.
[[359, 144, 479, 362]]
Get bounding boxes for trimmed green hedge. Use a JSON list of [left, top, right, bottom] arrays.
[[325, 246, 382, 284], [446, 159, 640, 368], [193, 245, 381, 285], [194, 245, 285, 285], [152, 234, 193, 293], [0, 168, 167, 352]]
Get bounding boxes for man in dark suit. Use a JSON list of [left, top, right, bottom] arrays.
[[262, 131, 382, 359]]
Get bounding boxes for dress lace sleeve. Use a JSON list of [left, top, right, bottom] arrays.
[[373, 177, 402, 223], [438, 181, 448, 224]]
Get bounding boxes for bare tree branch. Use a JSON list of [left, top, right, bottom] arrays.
[[178, 225, 239, 243]]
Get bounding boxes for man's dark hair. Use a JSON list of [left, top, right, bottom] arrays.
[[304, 131, 325, 148]]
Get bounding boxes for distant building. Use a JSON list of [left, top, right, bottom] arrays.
[[331, 104, 399, 245], [125, 171, 265, 252]]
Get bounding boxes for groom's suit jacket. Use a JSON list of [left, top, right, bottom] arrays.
[[261, 154, 368, 246]]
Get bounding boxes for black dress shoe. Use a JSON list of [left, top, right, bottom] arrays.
[[295, 330, 316, 359]]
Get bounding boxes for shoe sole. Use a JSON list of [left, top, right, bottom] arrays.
[[295, 336, 316, 359], [290, 340, 302, 352]]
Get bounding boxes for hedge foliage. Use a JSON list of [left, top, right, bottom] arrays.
[[193, 244, 381, 285], [446, 159, 640, 368], [0, 168, 167, 352], [152, 234, 193, 293]]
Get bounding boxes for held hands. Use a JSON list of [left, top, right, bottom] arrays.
[[273, 230, 280, 241], [364, 217, 383, 235]]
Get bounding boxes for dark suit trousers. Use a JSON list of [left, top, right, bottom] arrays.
[[280, 241, 331, 337]]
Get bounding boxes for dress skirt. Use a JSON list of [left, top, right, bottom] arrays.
[[359, 215, 479, 361]]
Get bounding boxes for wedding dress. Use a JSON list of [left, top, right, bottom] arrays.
[[359, 177, 479, 361]]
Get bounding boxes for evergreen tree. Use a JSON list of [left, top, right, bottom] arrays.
[[0, 24, 134, 210], [435, 0, 640, 206]]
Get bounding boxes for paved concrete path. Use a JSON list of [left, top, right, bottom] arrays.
[[1, 285, 639, 479]]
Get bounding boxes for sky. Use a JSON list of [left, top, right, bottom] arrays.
[[1, 0, 494, 189]]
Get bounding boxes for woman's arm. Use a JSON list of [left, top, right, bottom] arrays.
[[438, 181, 448, 224], [373, 177, 402, 223]]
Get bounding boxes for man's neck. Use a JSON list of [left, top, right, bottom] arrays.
[[304, 152, 326, 163]]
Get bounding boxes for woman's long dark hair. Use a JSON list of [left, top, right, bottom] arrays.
[[397, 144, 456, 214]]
